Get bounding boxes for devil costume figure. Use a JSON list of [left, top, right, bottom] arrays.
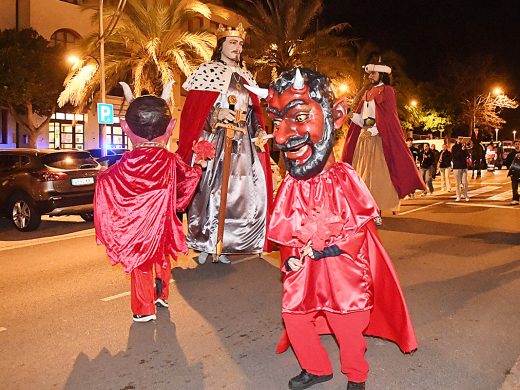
[[342, 63, 424, 213], [265, 68, 417, 390], [177, 23, 273, 263], [94, 86, 202, 322]]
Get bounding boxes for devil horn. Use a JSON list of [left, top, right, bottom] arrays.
[[119, 82, 135, 103], [293, 68, 305, 90], [243, 84, 269, 99], [161, 80, 175, 102]]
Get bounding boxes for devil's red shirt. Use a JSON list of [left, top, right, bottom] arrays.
[[269, 162, 418, 353]]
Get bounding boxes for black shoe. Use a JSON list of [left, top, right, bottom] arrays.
[[347, 382, 366, 390], [154, 298, 169, 308], [288, 370, 333, 389], [132, 314, 156, 323]]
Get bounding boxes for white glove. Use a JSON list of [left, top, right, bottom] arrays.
[[367, 127, 379, 136]]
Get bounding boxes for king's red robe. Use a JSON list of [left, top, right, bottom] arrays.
[[94, 147, 201, 273], [342, 85, 425, 198], [269, 162, 418, 353]]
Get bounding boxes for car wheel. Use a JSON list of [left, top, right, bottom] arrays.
[[80, 212, 94, 222], [9, 194, 41, 232]]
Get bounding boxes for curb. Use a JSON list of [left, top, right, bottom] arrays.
[[500, 355, 520, 390]]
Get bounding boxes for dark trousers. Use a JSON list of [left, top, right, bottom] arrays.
[[512, 177, 519, 201]]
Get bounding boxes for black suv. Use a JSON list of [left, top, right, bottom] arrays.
[[0, 149, 101, 231]]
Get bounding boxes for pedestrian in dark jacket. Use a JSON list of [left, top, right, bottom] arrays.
[[438, 144, 452, 192], [420, 144, 435, 195], [507, 140, 520, 205], [451, 137, 469, 201]]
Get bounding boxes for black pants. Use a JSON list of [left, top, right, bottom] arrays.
[[512, 177, 519, 201]]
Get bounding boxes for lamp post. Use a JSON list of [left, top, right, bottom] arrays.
[[513, 130, 517, 141], [495, 128, 499, 141], [99, 0, 107, 156]]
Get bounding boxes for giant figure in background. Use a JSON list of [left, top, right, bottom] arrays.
[[342, 62, 424, 224], [265, 68, 418, 390], [177, 24, 272, 264]]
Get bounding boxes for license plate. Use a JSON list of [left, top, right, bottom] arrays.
[[71, 177, 94, 186]]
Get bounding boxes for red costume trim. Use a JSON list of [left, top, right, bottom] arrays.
[[341, 85, 425, 198]]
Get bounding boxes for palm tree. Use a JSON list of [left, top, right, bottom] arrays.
[[213, 0, 352, 83], [59, 0, 222, 109]]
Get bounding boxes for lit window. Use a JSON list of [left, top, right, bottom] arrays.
[[50, 29, 81, 49]]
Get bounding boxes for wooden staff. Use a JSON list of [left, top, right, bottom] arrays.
[[215, 95, 245, 256]]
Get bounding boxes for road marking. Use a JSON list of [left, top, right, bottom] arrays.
[[486, 190, 512, 201], [463, 186, 501, 197], [233, 254, 261, 264], [0, 327, 6, 333], [476, 181, 509, 185], [398, 201, 444, 215], [101, 291, 130, 302], [0, 229, 95, 252], [101, 279, 175, 302], [446, 202, 520, 210]]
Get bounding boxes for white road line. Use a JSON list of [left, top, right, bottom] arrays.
[[233, 254, 261, 264], [100, 279, 175, 302], [486, 190, 513, 201], [0, 229, 95, 252], [101, 291, 130, 301], [398, 201, 444, 215], [477, 181, 509, 185], [446, 202, 520, 210], [0, 327, 6, 333]]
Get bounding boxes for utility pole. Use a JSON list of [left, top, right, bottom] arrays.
[[99, 0, 107, 156]]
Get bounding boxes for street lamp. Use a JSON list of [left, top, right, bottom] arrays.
[[495, 128, 499, 141], [492, 87, 503, 96]]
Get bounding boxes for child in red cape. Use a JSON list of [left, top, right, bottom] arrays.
[[94, 86, 210, 322]]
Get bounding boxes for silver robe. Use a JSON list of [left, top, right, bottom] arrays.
[[187, 75, 267, 254]]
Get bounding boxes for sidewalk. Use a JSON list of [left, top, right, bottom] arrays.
[[500, 355, 520, 390]]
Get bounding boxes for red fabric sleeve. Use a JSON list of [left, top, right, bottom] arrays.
[[177, 90, 219, 164], [174, 154, 202, 211]]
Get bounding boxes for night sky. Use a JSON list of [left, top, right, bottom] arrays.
[[322, 0, 520, 133]]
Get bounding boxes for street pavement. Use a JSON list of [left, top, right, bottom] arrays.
[[0, 169, 519, 390]]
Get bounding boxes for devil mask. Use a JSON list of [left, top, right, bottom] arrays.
[[119, 81, 175, 144], [267, 68, 344, 180]]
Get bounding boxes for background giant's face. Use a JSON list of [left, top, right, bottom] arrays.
[[267, 87, 334, 180]]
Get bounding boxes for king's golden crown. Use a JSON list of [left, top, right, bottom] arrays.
[[216, 23, 246, 41]]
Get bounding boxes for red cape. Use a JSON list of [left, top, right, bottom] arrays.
[[341, 85, 425, 198], [94, 147, 201, 273], [178, 85, 273, 251], [269, 163, 418, 353]]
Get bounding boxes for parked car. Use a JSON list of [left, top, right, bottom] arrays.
[[87, 148, 129, 167], [0, 149, 101, 231]]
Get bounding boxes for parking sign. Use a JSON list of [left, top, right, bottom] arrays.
[[97, 103, 114, 124]]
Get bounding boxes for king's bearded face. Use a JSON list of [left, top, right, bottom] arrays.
[[267, 87, 335, 180]]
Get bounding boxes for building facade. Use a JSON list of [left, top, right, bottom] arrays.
[[0, 0, 237, 151]]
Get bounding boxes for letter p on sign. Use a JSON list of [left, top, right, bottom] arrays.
[[97, 103, 114, 124]]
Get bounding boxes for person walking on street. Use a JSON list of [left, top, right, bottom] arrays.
[[177, 23, 273, 264], [342, 61, 425, 224], [430, 143, 440, 179], [506, 140, 520, 205], [267, 68, 418, 390], [419, 144, 435, 195], [438, 144, 452, 192], [452, 136, 470, 201]]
